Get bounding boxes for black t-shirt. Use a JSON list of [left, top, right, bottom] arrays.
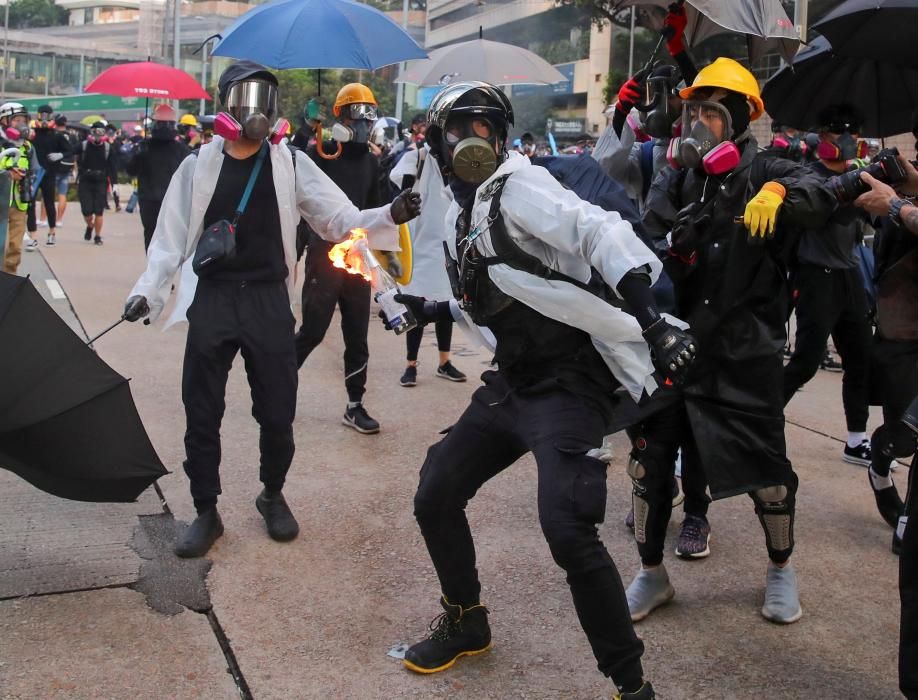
[[200, 146, 285, 282]]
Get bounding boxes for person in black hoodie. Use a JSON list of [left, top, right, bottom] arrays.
[[27, 104, 71, 247], [125, 104, 191, 251], [294, 83, 386, 435], [76, 121, 117, 245]]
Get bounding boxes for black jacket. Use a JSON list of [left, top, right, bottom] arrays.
[[30, 128, 72, 173], [642, 138, 836, 497], [125, 137, 192, 201]]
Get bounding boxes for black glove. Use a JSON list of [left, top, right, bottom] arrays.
[[642, 318, 697, 385], [390, 190, 421, 224], [394, 293, 438, 323], [123, 295, 150, 322], [669, 202, 710, 259]]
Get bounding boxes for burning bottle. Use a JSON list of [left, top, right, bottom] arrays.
[[329, 230, 417, 335]]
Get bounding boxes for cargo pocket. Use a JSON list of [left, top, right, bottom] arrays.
[[555, 438, 608, 524]]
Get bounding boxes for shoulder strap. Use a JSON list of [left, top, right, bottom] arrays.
[[416, 148, 426, 182], [233, 142, 268, 224]]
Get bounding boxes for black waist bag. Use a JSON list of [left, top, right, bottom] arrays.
[[193, 142, 267, 275]]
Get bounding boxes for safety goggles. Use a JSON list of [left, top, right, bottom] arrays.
[[224, 79, 278, 122], [345, 103, 378, 121], [444, 117, 495, 146]]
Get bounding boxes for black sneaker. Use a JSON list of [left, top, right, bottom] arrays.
[[174, 508, 224, 558], [84, 226, 92, 241], [614, 682, 656, 700], [893, 530, 902, 556], [94, 236, 103, 246], [869, 470, 904, 529], [342, 403, 380, 434], [400, 365, 417, 387], [437, 361, 467, 382], [820, 352, 843, 372], [403, 597, 491, 674], [843, 440, 871, 467], [255, 489, 300, 541]]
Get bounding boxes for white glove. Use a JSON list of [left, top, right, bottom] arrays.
[[48, 152, 63, 162]]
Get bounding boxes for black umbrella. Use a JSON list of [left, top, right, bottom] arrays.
[[761, 35, 918, 137], [0, 272, 167, 502], [812, 0, 918, 70]]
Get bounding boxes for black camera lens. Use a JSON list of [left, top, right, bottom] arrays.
[[826, 148, 907, 204]]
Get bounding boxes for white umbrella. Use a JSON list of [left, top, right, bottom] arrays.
[[396, 37, 567, 87]]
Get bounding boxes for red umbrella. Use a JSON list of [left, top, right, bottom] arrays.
[[84, 61, 210, 100]]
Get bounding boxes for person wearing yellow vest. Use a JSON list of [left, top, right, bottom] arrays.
[[0, 102, 35, 274]]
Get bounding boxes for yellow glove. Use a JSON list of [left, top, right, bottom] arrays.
[[743, 181, 786, 240]]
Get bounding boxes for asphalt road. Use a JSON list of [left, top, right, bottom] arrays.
[[0, 209, 905, 699]]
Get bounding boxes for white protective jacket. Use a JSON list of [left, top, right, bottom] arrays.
[[129, 136, 400, 328], [389, 145, 454, 301], [447, 151, 684, 401]]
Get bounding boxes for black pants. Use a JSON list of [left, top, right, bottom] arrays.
[[78, 178, 107, 217], [414, 371, 644, 689], [139, 199, 162, 252], [26, 173, 56, 232], [295, 241, 370, 403], [870, 338, 918, 477], [405, 317, 453, 362], [902, 450, 918, 699], [182, 279, 297, 504], [629, 397, 797, 566], [784, 265, 872, 432]]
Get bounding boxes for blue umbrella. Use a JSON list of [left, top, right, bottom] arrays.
[[211, 0, 427, 70]]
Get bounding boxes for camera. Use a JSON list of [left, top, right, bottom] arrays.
[[18, 170, 34, 204], [827, 147, 909, 203]]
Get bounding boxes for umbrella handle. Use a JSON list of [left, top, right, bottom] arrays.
[[315, 127, 342, 160]]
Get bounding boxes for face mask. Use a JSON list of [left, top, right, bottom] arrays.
[[215, 113, 289, 144], [4, 127, 21, 142], [638, 76, 680, 140], [444, 117, 501, 184], [818, 132, 865, 161], [332, 120, 372, 144], [220, 79, 279, 142], [675, 100, 733, 171]]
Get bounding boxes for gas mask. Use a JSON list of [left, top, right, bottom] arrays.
[[89, 127, 107, 145], [151, 121, 176, 141], [216, 79, 287, 143], [331, 103, 377, 144], [443, 116, 501, 184], [636, 70, 681, 139], [667, 99, 740, 175], [37, 115, 53, 130], [816, 130, 867, 162]]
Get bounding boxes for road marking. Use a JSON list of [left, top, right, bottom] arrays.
[[45, 279, 66, 300]]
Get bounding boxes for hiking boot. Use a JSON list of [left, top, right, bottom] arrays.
[[94, 236, 103, 246], [343, 403, 380, 434], [868, 468, 904, 529], [46, 233, 55, 247], [626, 565, 675, 622], [761, 562, 802, 624], [400, 365, 417, 387], [613, 682, 656, 700], [820, 352, 843, 372], [403, 597, 491, 674], [843, 440, 872, 467], [24, 238, 39, 252], [255, 488, 299, 542], [84, 226, 92, 241], [437, 361, 467, 382], [674, 514, 711, 559], [174, 508, 224, 558]]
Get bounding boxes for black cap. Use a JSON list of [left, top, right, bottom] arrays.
[[217, 61, 277, 105], [91, 120, 106, 129], [54, 114, 67, 125], [38, 104, 53, 115]]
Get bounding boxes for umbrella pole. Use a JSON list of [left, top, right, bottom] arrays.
[[85, 316, 150, 346]]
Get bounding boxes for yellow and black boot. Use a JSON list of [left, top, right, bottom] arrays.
[[403, 596, 491, 673], [613, 681, 655, 699]]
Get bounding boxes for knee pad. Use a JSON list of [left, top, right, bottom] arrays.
[[873, 424, 918, 460], [752, 485, 794, 554], [627, 457, 651, 544]]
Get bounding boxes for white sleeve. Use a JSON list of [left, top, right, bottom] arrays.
[[294, 149, 400, 250], [591, 110, 644, 201], [501, 166, 661, 295], [389, 148, 420, 189], [128, 154, 197, 320]]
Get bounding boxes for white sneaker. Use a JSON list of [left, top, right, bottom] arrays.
[[46, 233, 55, 246], [761, 562, 803, 624], [626, 565, 675, 622], [37, 219, 47, 227], [24, 239, 39, 252]]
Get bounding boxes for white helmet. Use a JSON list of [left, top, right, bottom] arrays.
[[0, 102, 28, 123]]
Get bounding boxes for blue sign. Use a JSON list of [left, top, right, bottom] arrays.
[[512, 62, 575, 98]]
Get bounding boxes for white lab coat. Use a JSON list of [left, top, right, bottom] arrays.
[[129, 135, 400, 328], [389, 145, 454, 301], [447, 151, 684, 401]]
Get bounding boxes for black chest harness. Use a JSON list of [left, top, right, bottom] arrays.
[[445, 174, 603, 325]]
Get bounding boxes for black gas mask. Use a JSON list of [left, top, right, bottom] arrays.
[[635, 66, 681, 139]]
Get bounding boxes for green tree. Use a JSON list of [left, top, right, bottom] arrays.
[[8, 0, 67, 29]]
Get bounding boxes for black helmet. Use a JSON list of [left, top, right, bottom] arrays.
[[426, 81, 513, 145]]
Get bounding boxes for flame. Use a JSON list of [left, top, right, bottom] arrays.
[[329, 229, 373, 281]]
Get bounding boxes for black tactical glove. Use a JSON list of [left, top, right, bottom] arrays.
[[642, 318, 697, 385], [394, 293, 438, 322], [123, 295, 150, 322], [669, 202, 711, 259], [390, 190, 421, 224]]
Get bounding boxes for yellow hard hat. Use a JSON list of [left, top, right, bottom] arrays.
[[179, 113, 199, 127], [679, 57, 764, 122], [333, 83, 377, 117]]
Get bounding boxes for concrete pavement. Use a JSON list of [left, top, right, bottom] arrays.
[[0, 209, 905, 699]]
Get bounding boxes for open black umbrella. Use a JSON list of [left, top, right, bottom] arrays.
[[0, 272, 167, 502], [761, 35, 918, 137], [812, 0, 918, 70]]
